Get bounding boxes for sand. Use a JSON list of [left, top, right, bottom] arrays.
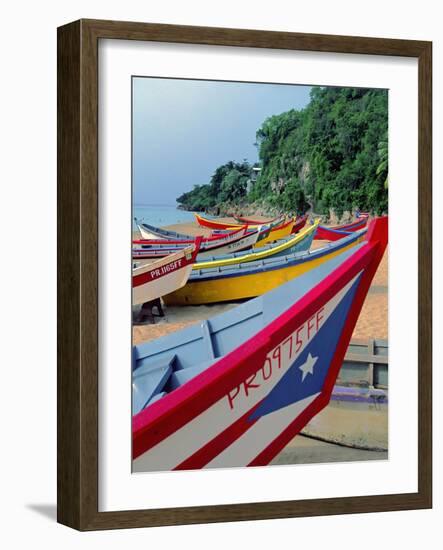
[[270, 434, 387, 466]]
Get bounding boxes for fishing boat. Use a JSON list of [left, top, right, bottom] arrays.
[[208, 218, 293, 248], [133, 226, 262, 260], [314, 216, 368, 240], [163, 227, 367, 306], [252, 218, 295, 247], [233, 214, 284, 225], [211, 215, 285, 235], [132, 217, 388, 471], [195, 212, 288, 231], [291, 214, 308, 234], [314, 226, 353, 241], [135, 219, 195, 240], [192, 221, 318, 271], [132, 238, 202, 305]]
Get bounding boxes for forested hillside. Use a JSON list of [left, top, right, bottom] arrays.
[[177, 86, 388, 217]]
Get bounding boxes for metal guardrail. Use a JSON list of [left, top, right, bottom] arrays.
[[338, 338, 388, 389]]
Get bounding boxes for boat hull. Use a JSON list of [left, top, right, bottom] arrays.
[[133, 260, 194, 304], [137, 222, 191, 241], [252, 219, 294, 247], [195, 213, 259, 230], [291, 215, 308, 234], [132, 241, 200, 304]]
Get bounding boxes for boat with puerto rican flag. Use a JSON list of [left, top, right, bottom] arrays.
[[192, 220, 318, 271], [163, 225, 367, 306], [133, 226, 264, 260], [132, 238, 202, 305], [132, 216, 388, 471]]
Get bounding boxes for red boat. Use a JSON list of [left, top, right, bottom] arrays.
[[291, 214, 308, 234], [314, 216, 369, 240], [234, 214, 284, 225]]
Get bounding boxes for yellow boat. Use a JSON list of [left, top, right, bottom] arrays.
[[193, 220, 319, 270], [163, 228, 366, 306], [253, 218, 294, 247]]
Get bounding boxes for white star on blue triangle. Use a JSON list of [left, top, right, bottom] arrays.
[[299, 353, 318, 382], [249, 275, 361, 420]]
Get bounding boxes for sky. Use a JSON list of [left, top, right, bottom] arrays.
[[133, 77, 312, 206]]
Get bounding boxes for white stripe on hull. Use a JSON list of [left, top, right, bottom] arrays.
[[204, 393, 319, 469], [133, 276, 357, 472]]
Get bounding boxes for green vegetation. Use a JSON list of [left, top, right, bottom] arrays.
[[177, 87, 388, 217], [177, 161, 251, 211]]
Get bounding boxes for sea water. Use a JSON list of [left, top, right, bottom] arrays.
[[132, 204, 199, 230]]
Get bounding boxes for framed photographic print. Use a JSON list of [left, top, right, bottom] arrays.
[[57, 19, 432, 530]]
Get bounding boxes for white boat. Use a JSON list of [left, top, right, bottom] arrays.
[[132, 238, 201, 305]]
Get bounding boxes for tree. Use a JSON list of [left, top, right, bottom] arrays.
[[377, 135, 389, 189], [177, 87, 388, 215], [218, 169, 248, 202]]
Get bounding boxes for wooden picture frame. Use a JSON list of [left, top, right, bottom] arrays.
[[57, 19, 432, 530]]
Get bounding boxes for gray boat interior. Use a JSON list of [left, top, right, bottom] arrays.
[[132, 241, 365, 415]]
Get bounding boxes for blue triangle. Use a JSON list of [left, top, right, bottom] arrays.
[[250, 276, 361, 420]]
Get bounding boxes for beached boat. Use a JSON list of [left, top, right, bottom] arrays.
[[133, 226, 262, 260], [192, 220, 318, 271], [195, 212, 288, 231], [132, 238, 202, 305], [132, 217, 388, 471], [314, 226, 353, 241], [252, 218, 295, 247], [163, 226, 367, 306], [209, 217, 293, 247], [136, 219, 195, 240], [291, 214, 308, 234], [314, 216, 368, 240], [211, 215, 285, 235], [314, 217, 369, 241], [233, 214, 284, 226]]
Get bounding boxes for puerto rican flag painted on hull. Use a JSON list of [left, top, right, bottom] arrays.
[[132, 218, 387, 471]]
